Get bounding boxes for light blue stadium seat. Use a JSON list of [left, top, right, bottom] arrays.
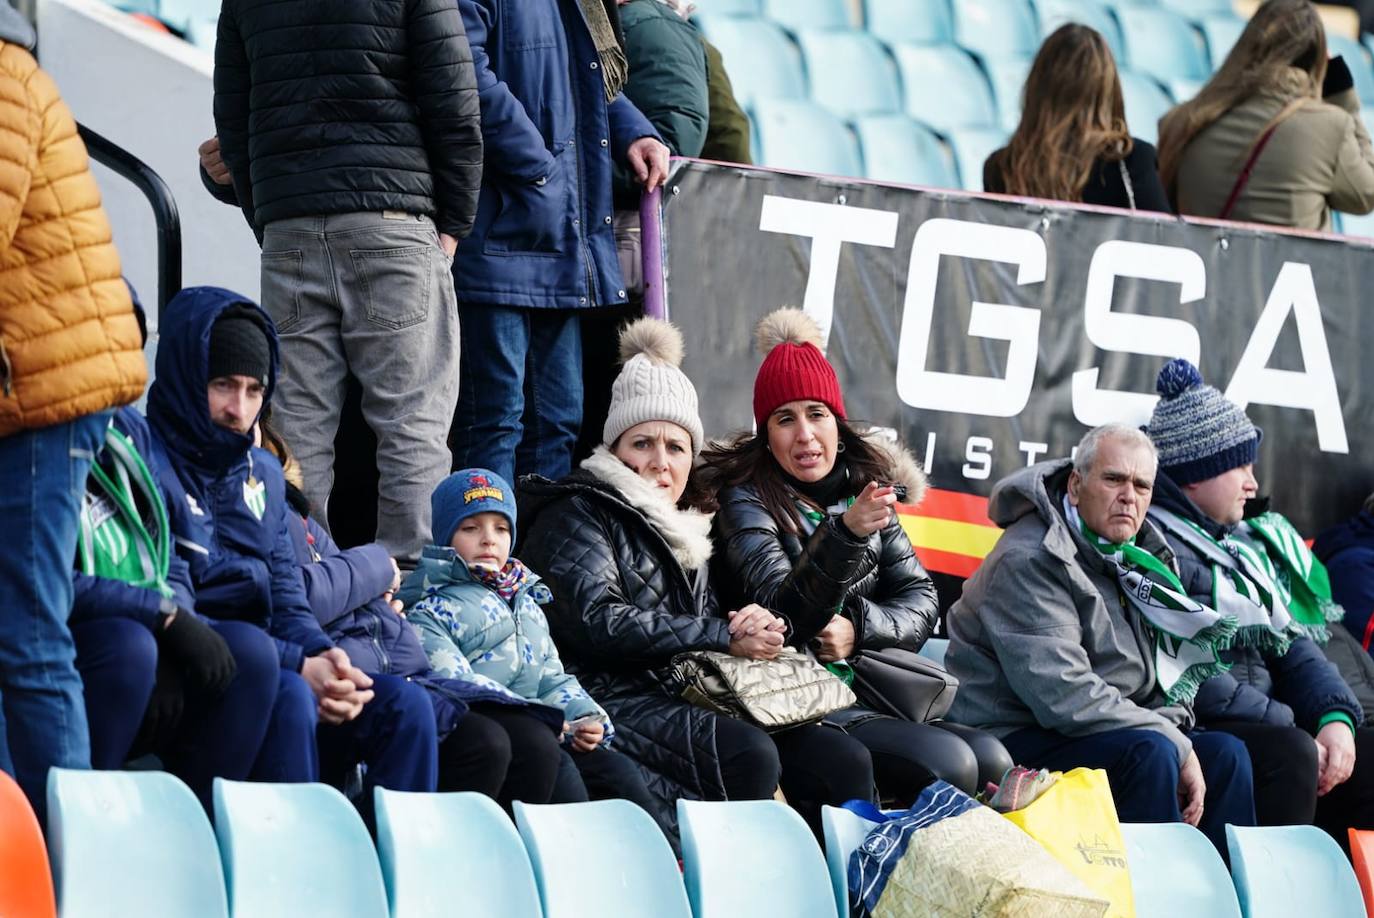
[[155, 0, 215, 33], [948, 126, 1009, 191], [679, 800, 837, 918], [213, 779, 388, 918], [1118, 70, 1174, 144], [1338, 209, 1374, 239], [1226, 824, 1365, 918], [891, 44, 998, 131], [694, 0, 763, 14], [753, 99, 863, 176], [797, 30, 901, 119], [981, 56, 1031, 132], [821, 805, 879, 918], [1157, 0, 1234, 23], [1117, 7, 1210, 86], [1168, 78, 1204, 103], [853, 115, 959, 187], [918, 637, 950, 665], [374, 789, 541, 918], [693, 16, 807, 107], [953, 0, 1040, 58], [1034, 0, 1126, 65], [47, 769, 228, 918], [1327, 34, 1374, 107], [1120, 822, 1241, 918], [514, 800, 692, 918], [763, 0, 853, 31], [864, 0, 955, 45], [187, 17, 217, 51], [1198, 13, 1245, 70]]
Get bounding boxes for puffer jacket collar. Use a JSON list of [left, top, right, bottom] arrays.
[[578, 446, 714, 570], [1150, 470, 1232, 540], [147, 287, 277, 475]]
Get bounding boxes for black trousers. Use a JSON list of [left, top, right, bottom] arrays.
[[1209, 721, 1319, 827], [712, 715, 874, 833], [437, 705, 562, 810], [1213, 719, 1374, 850], [846, 717, 1015, 804]]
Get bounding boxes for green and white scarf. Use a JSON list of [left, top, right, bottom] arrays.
[[1065, 497, 1236, 704], [1148, 507, 1340, 652], [1245, 512, 1343, 642], [77, 425, 174, 599]]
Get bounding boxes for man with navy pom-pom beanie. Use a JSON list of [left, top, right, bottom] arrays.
[[1146, 358, 1374, 848]]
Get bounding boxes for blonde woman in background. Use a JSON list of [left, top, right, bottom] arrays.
[[1158, 0, 1374, 230]]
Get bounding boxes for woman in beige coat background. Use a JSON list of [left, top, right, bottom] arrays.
[[1158, 0, 1374, 231]]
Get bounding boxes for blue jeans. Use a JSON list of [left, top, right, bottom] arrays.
[[452, 304, 582, 483], [1002, 726, 1256, 856], [0, 411, 111, 819]]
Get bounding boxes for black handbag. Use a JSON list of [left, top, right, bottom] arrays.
[[850, 647, 958, 723]]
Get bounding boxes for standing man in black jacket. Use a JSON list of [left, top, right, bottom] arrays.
[[213, 0, 483, 567]]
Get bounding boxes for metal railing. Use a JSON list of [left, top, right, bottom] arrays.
[[77, 123, 182, 311]]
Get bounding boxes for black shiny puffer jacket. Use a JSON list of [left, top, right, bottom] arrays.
[[518, 453, 734, 834], [711, 451, 940, 726], [213, 0, 483, 238]]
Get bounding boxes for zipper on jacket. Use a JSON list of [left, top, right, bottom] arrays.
[[0, 338, 11, 397], [368, 607, 391, 674], [564, 25, 600, 309]]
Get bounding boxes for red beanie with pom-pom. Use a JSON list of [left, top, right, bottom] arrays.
[[752, 308, 846, 427]]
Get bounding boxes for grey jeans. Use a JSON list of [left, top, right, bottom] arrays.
[[260, 211, 458, 563]]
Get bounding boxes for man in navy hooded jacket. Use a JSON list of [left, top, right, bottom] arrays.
[[146, 286, 438, 815]]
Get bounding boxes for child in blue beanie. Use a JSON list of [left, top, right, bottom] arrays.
[[398, 469, 659, 814]]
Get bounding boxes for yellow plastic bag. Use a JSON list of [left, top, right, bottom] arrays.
[[1003, 768, 1135, 918]]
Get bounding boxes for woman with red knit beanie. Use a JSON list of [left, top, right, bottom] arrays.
[[701, 308, 1013, 804]]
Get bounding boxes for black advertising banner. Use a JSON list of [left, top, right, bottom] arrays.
[[658, 160, 1373, 578]]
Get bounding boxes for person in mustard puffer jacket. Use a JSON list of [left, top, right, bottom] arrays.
[[0, 0, 146, 820]]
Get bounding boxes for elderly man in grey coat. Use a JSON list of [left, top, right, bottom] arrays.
[[946, 424, 1255, 853]]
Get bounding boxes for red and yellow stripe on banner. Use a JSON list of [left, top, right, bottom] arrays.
[[897, 488, 1003, 579]]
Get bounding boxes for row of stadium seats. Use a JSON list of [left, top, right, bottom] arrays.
[[698, 0, 1374, 237], [8, 763, 1372, 917]]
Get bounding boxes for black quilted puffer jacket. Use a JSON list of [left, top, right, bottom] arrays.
[[713, 482, 939, 652], [518, 452, 735, 834], [213, 0, 482, 239]]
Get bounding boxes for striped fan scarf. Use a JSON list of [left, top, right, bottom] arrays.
[[1066, 497, 1235, 704], [472, 558, 532, 602], [1151, 507, 1341, 650]]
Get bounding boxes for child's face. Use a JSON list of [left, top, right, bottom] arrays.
[[450, 511, 512, 570]]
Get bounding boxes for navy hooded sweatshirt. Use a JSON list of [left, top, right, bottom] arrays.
[[146, 286, 333, 672]]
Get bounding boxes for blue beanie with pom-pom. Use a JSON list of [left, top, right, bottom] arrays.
[[1146, 358, 1261, 486]]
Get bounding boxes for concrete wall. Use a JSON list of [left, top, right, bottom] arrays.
[[36, 0, 259, 337]]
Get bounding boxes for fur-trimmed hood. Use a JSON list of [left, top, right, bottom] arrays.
[[865, 432, 928, 507], [580, 447, 715, 570]]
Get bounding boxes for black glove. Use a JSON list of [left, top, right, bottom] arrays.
[[160, 610, 237, 697], [138, 656, 185, 751]]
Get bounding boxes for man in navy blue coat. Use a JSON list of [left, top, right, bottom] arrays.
[[146, 286, 438, 820], [450, 0, 669, 484]]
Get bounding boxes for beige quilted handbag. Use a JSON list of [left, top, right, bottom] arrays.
[[672, 648, 857, 732]]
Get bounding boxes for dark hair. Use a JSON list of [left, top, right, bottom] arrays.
[[257, 405, 292, 465], [698, 416, 892, 534]]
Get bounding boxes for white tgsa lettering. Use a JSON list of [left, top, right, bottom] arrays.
[[1071, 240, 1205, 427], [897, 219, 1045, 417], [962, 436, 994, 480], [758, 195, 899, 347], [1225, 262, 1349, 454]]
